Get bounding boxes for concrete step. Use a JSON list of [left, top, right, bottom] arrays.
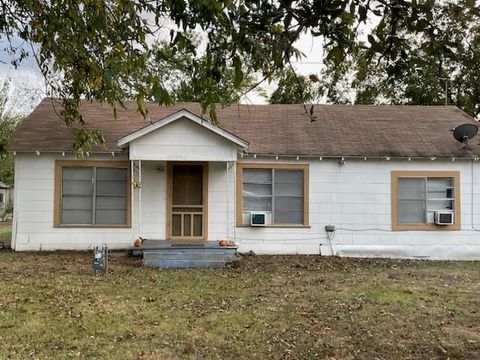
[[143, 259, 227, 268], [143, 251, 237, 262], [140, 246, 238, 268]]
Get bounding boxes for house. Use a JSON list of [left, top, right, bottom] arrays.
[[8, 98, 480, 259]]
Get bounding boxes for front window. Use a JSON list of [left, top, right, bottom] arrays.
[[392, 171, 460, 230], [238, 164, 309, 226], [55, 161, 130, 227]]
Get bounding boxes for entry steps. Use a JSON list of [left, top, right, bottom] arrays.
[[132, 240, 238, 268]]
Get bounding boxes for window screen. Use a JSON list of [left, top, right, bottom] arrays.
[[61, 166, 128, 225], [242, 167, 305, 225], [397, 177, 454, 225]]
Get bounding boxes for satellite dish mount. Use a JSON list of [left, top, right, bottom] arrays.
[[451, 124, 478, 150]]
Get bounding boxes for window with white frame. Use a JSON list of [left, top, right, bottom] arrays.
[[239, 165, 308, 226], [58, 164, 129, 226], [392, 171, 460, 230]]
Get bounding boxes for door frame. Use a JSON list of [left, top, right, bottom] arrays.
[[166, 161, 208, 240]]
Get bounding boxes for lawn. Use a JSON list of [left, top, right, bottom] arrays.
[[0, 222, 11, 247], [0, 252, 479, 359]]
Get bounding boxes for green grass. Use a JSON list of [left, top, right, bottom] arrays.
[[0, 252, 479, 359], [0, 224, 11, 245]]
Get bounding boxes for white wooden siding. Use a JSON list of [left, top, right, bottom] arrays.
[[12, 155, 234, 250], [235, 158, 480, 260], [12, 153, 133, 251], [128, 118, 238, 161], [12, 151, 480, 259]]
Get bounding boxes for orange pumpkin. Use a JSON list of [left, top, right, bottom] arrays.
[[134, 239, 142, 248]]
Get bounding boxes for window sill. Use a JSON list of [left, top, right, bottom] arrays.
[[392, 223, 460, 231], [54, 224, 131, 229], [236, 224, 311, 229]]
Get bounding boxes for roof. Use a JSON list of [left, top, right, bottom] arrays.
[[10, 98, 480, 157]]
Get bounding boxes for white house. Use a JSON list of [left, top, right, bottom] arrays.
[[9, 98, 480, 259]]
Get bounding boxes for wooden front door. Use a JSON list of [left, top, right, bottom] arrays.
[[167, 162, 208, 240]]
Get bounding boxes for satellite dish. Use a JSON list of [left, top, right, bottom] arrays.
[[452, 123, 478, 150]]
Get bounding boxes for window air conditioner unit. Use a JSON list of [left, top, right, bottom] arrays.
[[251, 212, 267, 227], [434, 211, 454, 225]]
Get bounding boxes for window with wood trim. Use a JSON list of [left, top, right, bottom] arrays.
[[237, 164, 309, 226], [391, 171, 460, 231], [54, 161, 131, 227]]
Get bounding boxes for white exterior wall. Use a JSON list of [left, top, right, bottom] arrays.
[[129, 118, 238, 161], [234, 158, 480, 260], [12, 153, 134, 251], [11, 154, 234, 250], [12, 150, 480, 259], [131, 161, 234, 243]]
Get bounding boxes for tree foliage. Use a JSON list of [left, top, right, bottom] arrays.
[[351, 1, 480, 117], [0, 80, 24, 186], [1, 0, 479, 150], [268, 68, 320, 104]]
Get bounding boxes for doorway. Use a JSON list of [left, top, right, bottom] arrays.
[[167, 162, 208, 240]]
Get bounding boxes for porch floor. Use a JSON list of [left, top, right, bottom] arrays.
[[132, 240, 238, 268]]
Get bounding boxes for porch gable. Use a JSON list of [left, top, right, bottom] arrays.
[[117, 109, 248, 161]]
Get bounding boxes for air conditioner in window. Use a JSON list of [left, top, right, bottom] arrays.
[[434, 211, 454, 225], [251, 212, 267, 227]]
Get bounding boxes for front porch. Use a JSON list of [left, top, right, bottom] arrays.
[[118, 109, 247, 267]]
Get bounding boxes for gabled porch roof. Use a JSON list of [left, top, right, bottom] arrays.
[[117, 109, 249, 148]]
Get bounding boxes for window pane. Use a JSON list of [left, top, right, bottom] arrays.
[[62, 210, 93, 224], [96, 181, 128, 196], [427, 177, 453, 200], [243, 169, 273, 215], [273, 170, 304, 224], [243, 183, 272, 196], [398, 200, 425, 224], [275, 170, 303, 196], [62, 167, 94, 224], [96, 196, 127, 210], [427, 177, 453, 189], [398, 178, 425, 200], [95, 168, 127, 224], [243, 169, 272, 184], [63, 167, 92, 181], [244, 196, 272, 211], [274, 196, 303, 224], [97, 168, 127, 181], [62, 196, 93, 210], [427, 199, 454, 211], [96, 210, 126, 225]]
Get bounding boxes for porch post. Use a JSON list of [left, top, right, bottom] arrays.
[[138, 160, 142, 238]]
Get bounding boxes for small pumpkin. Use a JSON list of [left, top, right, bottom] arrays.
[[219, 240, 227, 247], [134, 239, 142, 248]]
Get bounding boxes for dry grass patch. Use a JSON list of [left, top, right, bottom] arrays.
[[0, 252, 479, 359]]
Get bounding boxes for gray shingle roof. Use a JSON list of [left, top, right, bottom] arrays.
[[10, 98, 479, 157]]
